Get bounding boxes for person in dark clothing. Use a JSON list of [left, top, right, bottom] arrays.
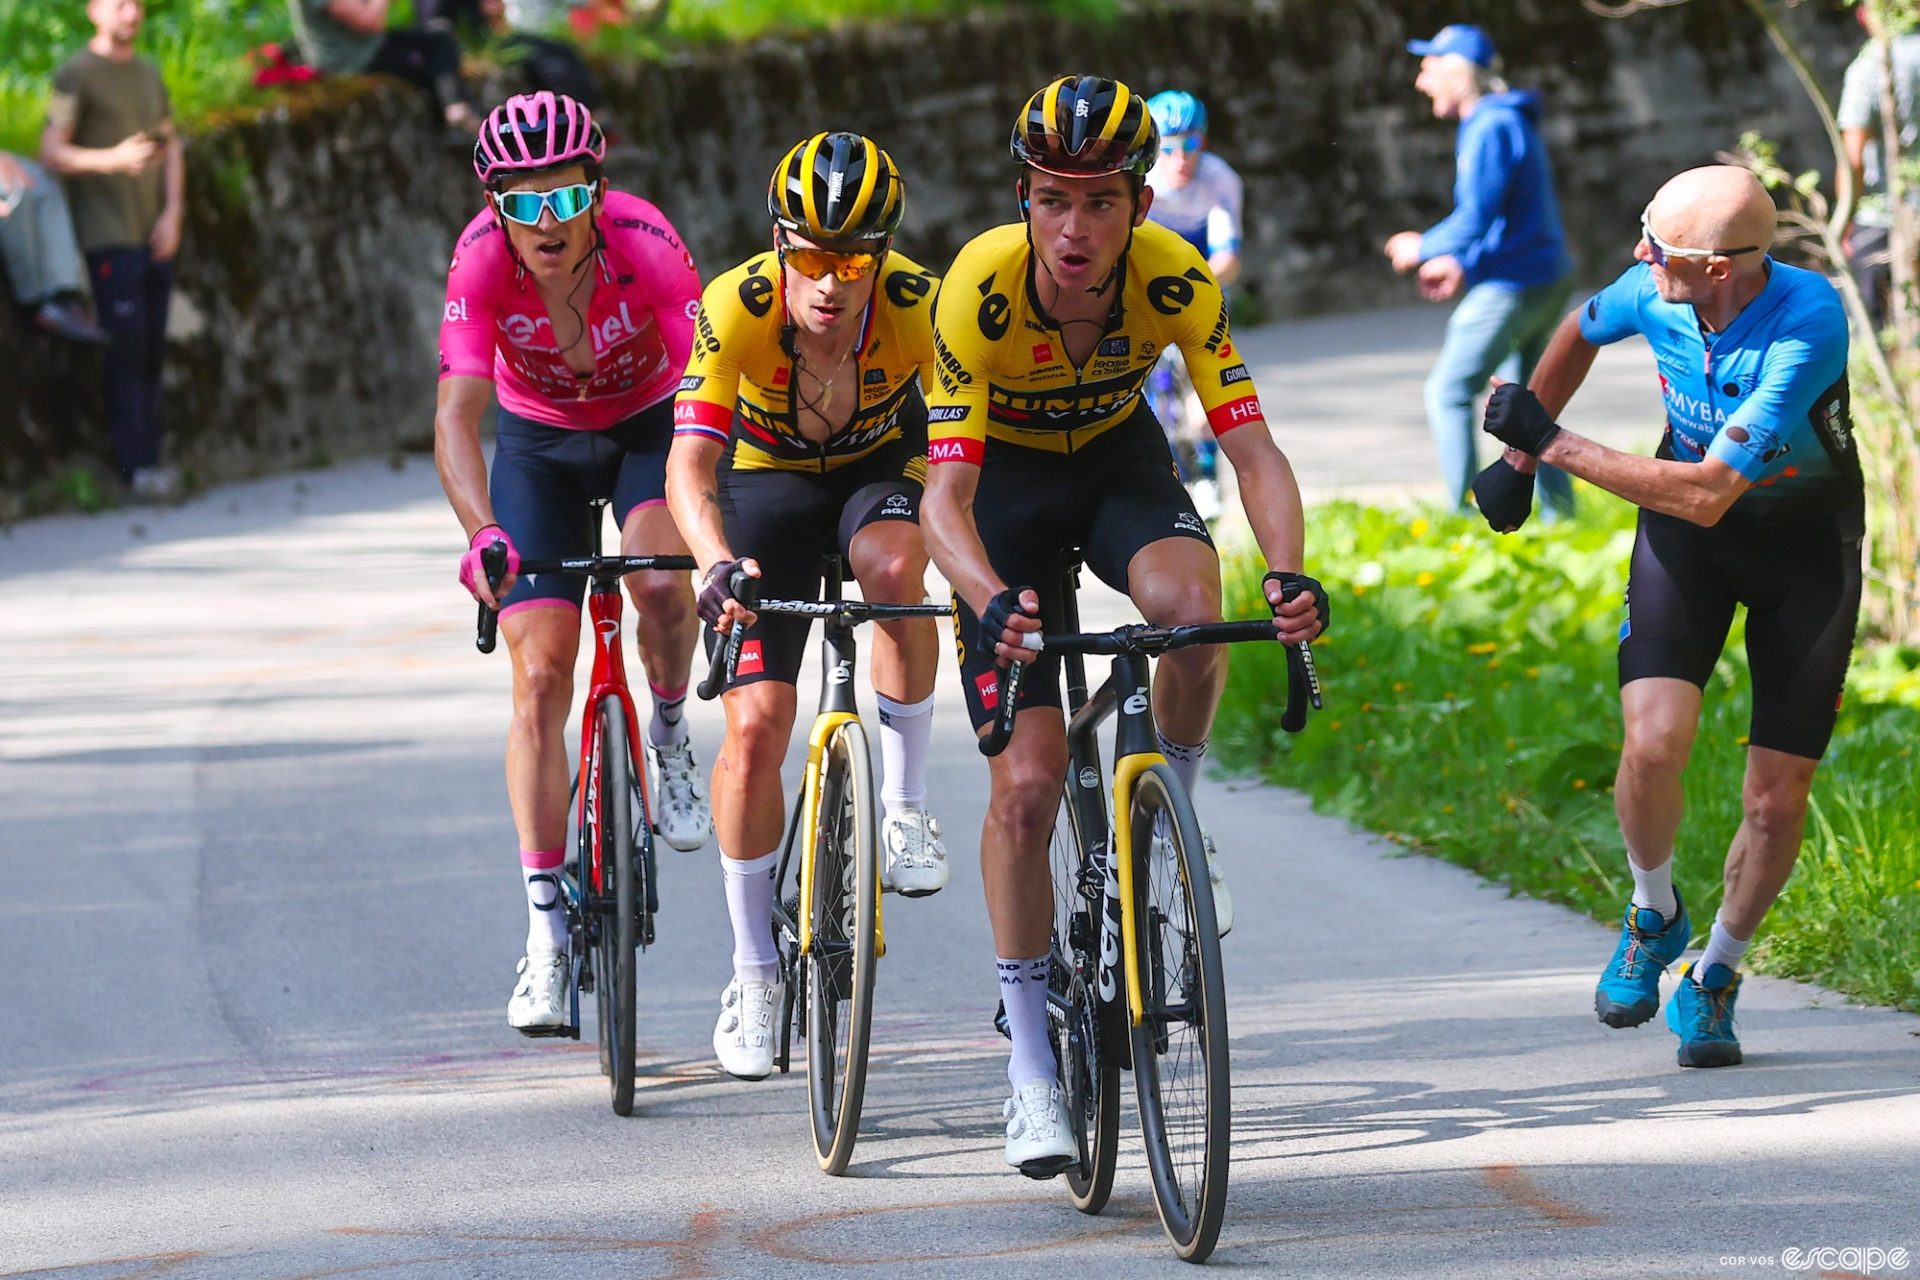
[[0, 150, 108, 344], [417, 0, 604, 113], [288, 0, 481, 132]]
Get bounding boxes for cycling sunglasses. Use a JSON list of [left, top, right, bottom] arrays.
[[493, 182, 596, 227], [1639, 205, 1759, 267], [778, 235, 884, 282], [1159, 134, 1204, 155]]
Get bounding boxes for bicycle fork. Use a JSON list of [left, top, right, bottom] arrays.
[[796, 615, 886, 960]]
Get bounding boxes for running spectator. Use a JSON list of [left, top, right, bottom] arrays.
[[1835, 2, 1920, 327], [1385, 23, 1575, 518], [41, 0, 186, 502], [0, 150, 108, 344], [287, 0, 481, 133]]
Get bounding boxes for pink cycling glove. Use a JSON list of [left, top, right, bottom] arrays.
[[458, 524, 520, 599]]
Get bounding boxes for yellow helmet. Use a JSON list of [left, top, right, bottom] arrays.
[[767, 131, 905, 243], [1009, 75, 1159, 179]]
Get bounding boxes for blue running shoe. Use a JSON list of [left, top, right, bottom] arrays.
[[1594, 889, 1690, 1028], [1666, 961, 1744, 1067]]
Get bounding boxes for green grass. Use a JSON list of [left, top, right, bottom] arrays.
[[0, 0, 1116, 153], [1214, 497, 1920, 1013]]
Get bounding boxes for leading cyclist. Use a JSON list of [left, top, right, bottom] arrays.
[[1143, 89, 1244, 521], [436, 91, 712, 1034], [919, 75, 1327, 1175], [667, 133, 948, 1080]]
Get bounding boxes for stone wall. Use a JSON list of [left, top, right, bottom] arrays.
[[0, 0, 1859, 514]]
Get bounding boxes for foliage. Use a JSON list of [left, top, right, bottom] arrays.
[[1215, 499, 1920, 1013]]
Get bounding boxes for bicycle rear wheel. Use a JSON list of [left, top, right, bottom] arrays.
[[590, 700, 638, 1117], [1050, 782, 1120, 1213], [805, 721, 878, 1174], [1128, 764, 1229, 1261]]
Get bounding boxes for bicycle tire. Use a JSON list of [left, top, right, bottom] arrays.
[[805, 721, 877, 1174], [591, 700, 639, 1117], [1128, 763, 1229, 1262], [1050, 782, 1120, 1213]]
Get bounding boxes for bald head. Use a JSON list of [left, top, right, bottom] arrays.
[[1647, 165, 1777, 263]]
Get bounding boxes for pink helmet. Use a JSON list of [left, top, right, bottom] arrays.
[[473, 91, 606, 185]]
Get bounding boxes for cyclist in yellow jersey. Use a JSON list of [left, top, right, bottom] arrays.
[[919, 76, 1328, 1177], [667, 132, 948, 1081]]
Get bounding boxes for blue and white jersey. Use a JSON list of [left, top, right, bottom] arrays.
[[1146, 151, 1243, 261], [1579, 259, 1854, 515]]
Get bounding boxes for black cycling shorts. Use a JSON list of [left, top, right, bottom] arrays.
[[714, 439, 926, 690], [1619, 505, 1862, 759], [490, 398, 675, 616], [954, 409, 1214, 731]]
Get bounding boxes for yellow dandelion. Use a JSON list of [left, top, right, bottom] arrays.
[[1328, 720, 1342, 731], [1526, 667, 1539, 679], [1353, 584, 1368, 596], [1488, 659, 1502, 670], [1442, 804, 1455, 815], [1736, 735, 1750, 746], [1360, 701, 1373, 713], [1573, 778, 1588, 790], [1354, 654, 1367, 667], [1504, 796, 1518, 811], [1444, 690, 1457, 700], [1392, 681, 1407, 693], [1505, 737, 1517, 750], [1409, 517, 1430, 538], [1466, 641, 1498, 655]]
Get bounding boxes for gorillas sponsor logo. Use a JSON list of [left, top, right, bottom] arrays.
[[977, 277, 1011, 341], [1147, 267, 1208, 315], [738, 273, 775, 318], [864, 367, 888, 385], [1219, 363, 1251, 386], [927, 405, 970, 422], [886, 269, 933, 309], [933, 332, 973, 389], [1202, 299, 1231, 354], [695, 308, 721, 354], [678, 375, 704, 392], [1098, 336, 1130, 358]]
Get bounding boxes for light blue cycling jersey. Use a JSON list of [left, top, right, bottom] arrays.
[[1579, 259, 1854, 515], [1145, 151, 1243, 261]]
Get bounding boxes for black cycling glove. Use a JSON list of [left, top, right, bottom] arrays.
[[1262, 570, 1330, 638], [978, 587, 1037, 664], [1482, 383, 1562, 456], [697, 558, 747, 628], [1471, 456, 1536, 533]]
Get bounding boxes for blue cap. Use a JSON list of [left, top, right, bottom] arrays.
[[1406, 23, 1497, 67]]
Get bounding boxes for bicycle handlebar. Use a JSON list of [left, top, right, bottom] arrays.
[[473, 543, 698, 654], [694, 581, 952, 700], [697, 568, 760, 701]]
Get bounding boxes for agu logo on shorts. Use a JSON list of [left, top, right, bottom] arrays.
[[736, 639, 765, 676], [975, 669, 1000, 709]]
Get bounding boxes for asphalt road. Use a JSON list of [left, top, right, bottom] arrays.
[[2, 306, 1916, 1279]]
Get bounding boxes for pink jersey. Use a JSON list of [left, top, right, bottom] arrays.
[[439, 190, 701, 431]]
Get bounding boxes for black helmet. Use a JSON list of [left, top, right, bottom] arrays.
[[767, 131, 905, 243], [1009, 75, 1159, 180]]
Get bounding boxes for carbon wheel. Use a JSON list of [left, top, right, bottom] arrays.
[[1129, 764, 1229, 1261], [805, 722, 877, 1174], [590, 700, 638, 1118], [1050, 779, 1120, 1213]]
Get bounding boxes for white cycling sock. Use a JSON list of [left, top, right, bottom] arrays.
[[648, 680, 689, 748], [521, 847, 568, 958], [1627, 851, 1678, 922], [722, 848, 781, 986], [999, 955, 1056, 1090], [1697, 916, 1751, 979], [1157, 732, 1209, 796], [876, 690, 935, 813]]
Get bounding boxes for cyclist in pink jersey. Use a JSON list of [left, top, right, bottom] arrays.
[[435, 91, 713, 1034]]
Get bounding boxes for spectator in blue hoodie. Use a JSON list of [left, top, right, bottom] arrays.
[[1386, 23, 1575, 516]]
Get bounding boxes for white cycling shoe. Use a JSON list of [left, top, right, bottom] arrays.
[[881, 805, 949, 897], [1153, 817, 1233, 939], [648, 739, 713, 852], [507, 953, 569, 1034], [1003, 1079, 1076, 1178], [712, 976, 782, 1080]]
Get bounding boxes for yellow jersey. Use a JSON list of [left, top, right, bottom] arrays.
[[925, 220, 1264, 465], [672, 249, 940, 473]]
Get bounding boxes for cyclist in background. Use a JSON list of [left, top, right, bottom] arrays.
[[1144, 90, 1244, 522], [668, 133, 948, 1080], [437, 92, 712, 1035]]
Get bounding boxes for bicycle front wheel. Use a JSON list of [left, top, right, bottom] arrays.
[[1050, 781, 1119, 1213], [590, 700, 638, 1118], [805, 721, 878, 1174], [1128, 763, 1229, 1262]]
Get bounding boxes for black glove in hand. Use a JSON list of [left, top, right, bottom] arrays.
[[697, 558, 746, 628], [1483, 383, 1562, 456], [1262, 570, 1330, 638], [978, 587, 1036, 664], [1471, 457, 1536, 533]]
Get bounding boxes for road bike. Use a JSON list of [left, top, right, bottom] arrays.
[[698, 558, 952, 1174], [474, 503, 696, 1116], [983, 555, 1320, 1262]]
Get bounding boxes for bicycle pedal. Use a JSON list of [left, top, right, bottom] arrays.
[[1016, 1155, 1075, 1181], [514, 1023, 577, 1040]]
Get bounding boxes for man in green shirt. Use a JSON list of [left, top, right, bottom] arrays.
[[40, 0, 186, 502], [289, 0, 480, 133]]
